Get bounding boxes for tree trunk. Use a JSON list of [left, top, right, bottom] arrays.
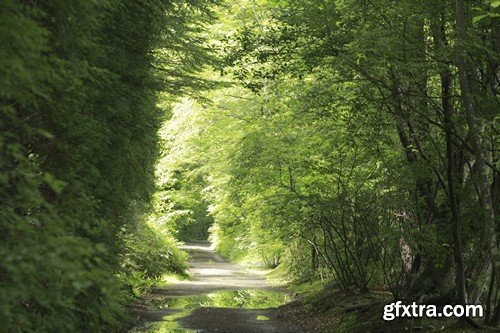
[[431, 9, 468, 306], [455, 0, 500, 289]]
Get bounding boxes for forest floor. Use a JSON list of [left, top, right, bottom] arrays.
[[130, 242, 305, 332], [275, 283, 491, 332]]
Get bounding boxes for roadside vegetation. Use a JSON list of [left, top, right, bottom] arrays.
[[0, 1, 212, 331]]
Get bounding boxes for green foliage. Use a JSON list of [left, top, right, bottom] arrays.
[[473, 0, 500, 23], [153, 99, 215, 241], [120, 220, 188, 298], [122, 220, 189, 281], [164, 0, 499, 313], [0, 0, 214, 331]]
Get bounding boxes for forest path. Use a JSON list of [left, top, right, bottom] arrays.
[[132, 242, 301, 333]]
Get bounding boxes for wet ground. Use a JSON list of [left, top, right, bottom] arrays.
[[131, 242, 301, 333]]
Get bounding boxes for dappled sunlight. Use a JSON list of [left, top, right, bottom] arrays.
[[179, 243, 214, 252], [189, 267, 233, 276]]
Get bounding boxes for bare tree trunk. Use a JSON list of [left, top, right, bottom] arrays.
[[431, 9, 468, 306], [486, 267, 495, 324], [445, 94, 468, 305], [455, 0, 500, 290]]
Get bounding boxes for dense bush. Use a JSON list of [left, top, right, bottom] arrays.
[[0, 1, 213, 331], [122, 219, 189, 281]]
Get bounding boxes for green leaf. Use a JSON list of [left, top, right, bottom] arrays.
[[36, 128, 54, 139], [0, 173, 8, 184], [43, 173, 67, 194], [473, 14, 489, 23], [492, 1, 500, 8]]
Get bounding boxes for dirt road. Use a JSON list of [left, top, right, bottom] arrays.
[[132, 242, 302, 333]]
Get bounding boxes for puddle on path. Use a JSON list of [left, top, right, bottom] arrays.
[[148, 289, 290, 310], [132, 289, 290, 332]]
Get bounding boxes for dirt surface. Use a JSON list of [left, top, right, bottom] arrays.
[[133, 242, 304, 333]]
